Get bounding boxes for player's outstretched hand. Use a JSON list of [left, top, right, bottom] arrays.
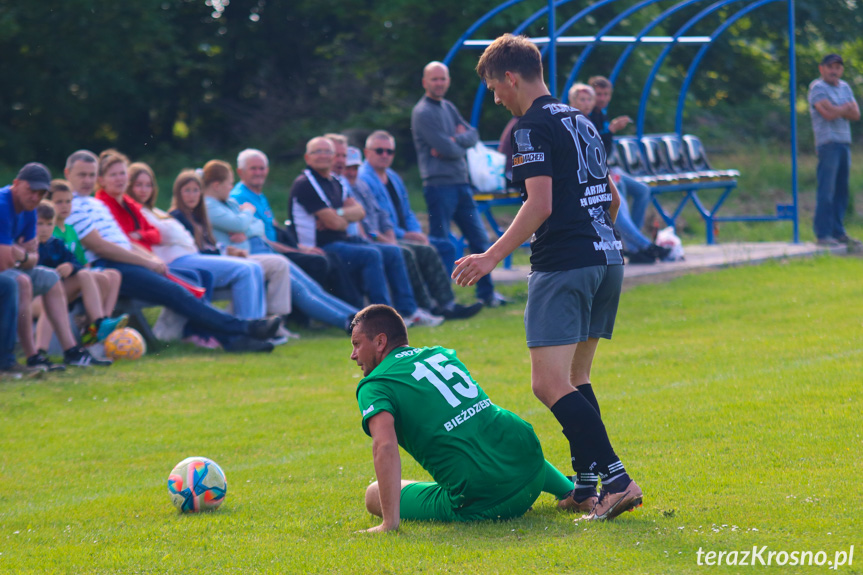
[[452, 253, 497, 287]]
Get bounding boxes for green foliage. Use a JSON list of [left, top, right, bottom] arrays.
[[1, 257, 861, 573], [0, 0, 861, 167]]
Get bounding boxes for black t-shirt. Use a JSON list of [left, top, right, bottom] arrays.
[[511, 95, 623, 271], [289, 168, 347, 247], [385, 180, 407, 230]]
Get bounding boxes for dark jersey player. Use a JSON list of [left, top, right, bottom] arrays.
[[350, 304, 577, 533], [453, 33, 642, 520]]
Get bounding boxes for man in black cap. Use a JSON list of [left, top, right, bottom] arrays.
[[0, 163, 111, 372], [809, 54, 861, 248]]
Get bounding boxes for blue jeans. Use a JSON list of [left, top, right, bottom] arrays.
[[614, 190, 651, 252], [428, 236, 456, 276], [324, 240, 417, 316], [0, 274, 18, 368], [93, 259, 249, 338], [169, 254, 266, 320], [617, 173, 651, 229], [287, 261, 358, 329], [423, 184, 494, 301], [814, 142, 851, 240]]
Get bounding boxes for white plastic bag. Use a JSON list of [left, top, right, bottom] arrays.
[[466, 141, 506, 193], [655, 226, 685, 261]]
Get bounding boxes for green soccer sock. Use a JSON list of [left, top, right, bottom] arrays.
[[541, 460, 576, 499]]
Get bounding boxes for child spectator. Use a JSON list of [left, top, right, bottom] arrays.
[[34, 201, 128, 346], [125, 164, 271, 325], [48, 179, 123, 326]]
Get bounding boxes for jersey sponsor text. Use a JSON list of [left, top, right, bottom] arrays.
[[443, 398, 493, 432], [512, 152, 544, 167]]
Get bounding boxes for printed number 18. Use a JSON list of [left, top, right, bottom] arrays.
[[411, 353, 478, 407], [561, 115, 607, 185]]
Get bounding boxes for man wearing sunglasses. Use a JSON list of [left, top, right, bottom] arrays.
[[411, 61, 506, 308], [290, 137, 443, 328]]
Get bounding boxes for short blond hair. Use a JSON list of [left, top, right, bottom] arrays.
[[567, 83, 595, 105]]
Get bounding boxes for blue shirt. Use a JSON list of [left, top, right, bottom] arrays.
[[37, 237, 83, 275], [357, 163, 422, 239], [0, 185, 36, 246], [230, 182, 277, 242]]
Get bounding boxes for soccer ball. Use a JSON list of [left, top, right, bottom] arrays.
[[167, 456, 227, 513], [104, 327, 146, 360]]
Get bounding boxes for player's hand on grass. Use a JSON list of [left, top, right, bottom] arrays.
[[452, 253, 497, 287], [357, 522, 398, 534]]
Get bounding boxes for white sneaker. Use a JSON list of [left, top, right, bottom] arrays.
[[406, 308, 444, 328]]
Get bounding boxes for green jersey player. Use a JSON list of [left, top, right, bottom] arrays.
[[351, 304, 576, 533]]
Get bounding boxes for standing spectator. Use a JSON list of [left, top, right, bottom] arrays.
[[1, 162, 110, 369], [411, 61, 505, 307], [809, 53, 861, 247]]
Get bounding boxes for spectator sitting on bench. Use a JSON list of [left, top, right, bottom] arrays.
[[34, 201, 128, 349], [204, 159, 359, 333], [46, 179, 123, 342], [232, 148, 363, 308], [123, 163, 268, 326], [290, 136, 443, 328], [167, 169, 295, 344], [570, 83, 670, 264], [1, 162, 110, 370], [343, 146, 481, 321], [63, 149, 281, 353]]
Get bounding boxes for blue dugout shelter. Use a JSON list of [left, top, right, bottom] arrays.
[[443, 0, 800, 244]]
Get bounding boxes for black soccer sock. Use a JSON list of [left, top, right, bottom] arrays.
[[576, 383, 601, 418], [550, 391, 625, 483]]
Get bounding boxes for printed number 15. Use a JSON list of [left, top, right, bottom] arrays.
[[411, 353, 478, 407]]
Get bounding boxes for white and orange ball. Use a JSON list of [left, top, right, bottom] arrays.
[[167, 456, 227, 513]]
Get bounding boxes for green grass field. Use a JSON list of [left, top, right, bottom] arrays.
[[1, 255, 861, 574]]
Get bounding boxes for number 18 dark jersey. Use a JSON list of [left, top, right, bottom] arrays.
[[510, 95, 623, 271]]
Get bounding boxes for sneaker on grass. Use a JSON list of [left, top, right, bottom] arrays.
[[405, 308, 444, 328], [26, 350, 67, 372], [64, 345, 113, 367]]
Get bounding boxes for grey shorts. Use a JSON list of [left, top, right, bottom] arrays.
[[1, 266, 60, 297], [524, 265, 623, 348]]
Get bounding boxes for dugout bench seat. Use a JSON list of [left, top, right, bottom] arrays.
[[614, 133, 745, 244]]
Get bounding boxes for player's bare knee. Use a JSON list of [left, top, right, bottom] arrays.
[[364, 482, 382, 517]]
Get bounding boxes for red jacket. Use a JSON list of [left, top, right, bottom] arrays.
[[95, 189, 161, 251]]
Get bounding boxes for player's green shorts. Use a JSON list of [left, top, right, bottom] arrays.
[[399, 460, 572, 522]]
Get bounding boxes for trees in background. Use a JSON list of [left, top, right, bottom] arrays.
[[1, 0, 860, 166]]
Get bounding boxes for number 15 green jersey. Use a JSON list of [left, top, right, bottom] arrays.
[[356, 346, 545, 513]]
